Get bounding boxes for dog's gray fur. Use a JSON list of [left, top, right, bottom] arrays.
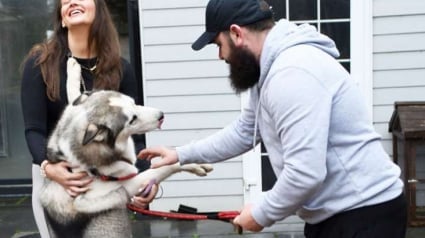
[[40, 90, 213, 238]]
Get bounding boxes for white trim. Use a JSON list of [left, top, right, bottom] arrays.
[[138, 0, 147, 105], [351, 0, 374, 121], [241, 92, 262, 204]]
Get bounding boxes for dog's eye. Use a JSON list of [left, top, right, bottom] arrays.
[[129, 115, 137, 124]]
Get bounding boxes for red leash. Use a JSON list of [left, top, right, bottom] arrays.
[[127, 204, 242, 234], [127, 204, 239, 221]]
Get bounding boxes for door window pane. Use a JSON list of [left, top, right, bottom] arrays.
[[0, 0, 51, 180], [321, 22, 351, 59], [289, 0, 317, 21], [265, 0, 286, 20], [321, 0, 350, 19]]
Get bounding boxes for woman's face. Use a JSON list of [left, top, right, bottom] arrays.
[[61, 0, 96, 29]]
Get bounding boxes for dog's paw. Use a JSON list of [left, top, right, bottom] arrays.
[[181, 163, 213, 176], [199, 164, 213, 173]]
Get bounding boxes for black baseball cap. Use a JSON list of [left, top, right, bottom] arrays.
[[192, 0, 273, 51]]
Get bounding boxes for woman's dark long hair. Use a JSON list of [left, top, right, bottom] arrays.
[[23, 0, 122, 101]]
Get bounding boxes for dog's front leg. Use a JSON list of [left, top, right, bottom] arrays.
[[123, 163, 213, 197], [123, 163, 181, 197]]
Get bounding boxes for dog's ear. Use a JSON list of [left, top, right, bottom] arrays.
[[72, 91, 93, 106], [82, 123, 112, 145]]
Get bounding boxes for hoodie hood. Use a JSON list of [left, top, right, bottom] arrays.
[[249, 19, 340, 148], [258, 19, 340, 89]]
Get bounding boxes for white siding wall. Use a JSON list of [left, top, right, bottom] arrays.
[[140, 0, 244, 211], [372, 0, 425, 156]]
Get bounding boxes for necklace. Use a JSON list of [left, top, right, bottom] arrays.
[[79, 59, 98, 72]]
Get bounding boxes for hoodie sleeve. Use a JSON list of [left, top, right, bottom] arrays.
[[176, 95, 260, 164], [251, 66, 332, 227]]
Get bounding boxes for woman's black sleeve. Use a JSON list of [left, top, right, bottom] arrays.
[[21, 56, 48, 165]]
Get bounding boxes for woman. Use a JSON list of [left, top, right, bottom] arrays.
[[21, 0, 155, 237]]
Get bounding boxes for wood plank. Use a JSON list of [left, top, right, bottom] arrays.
[[373, 87, 425, 105], [157, 111, 240, 130], [374, 69, 425, 88], [144, 44, 217, 62], [145, 94, 240, 113], [374, 123, 393, 139], [145, 77, 233, 96], [146, 129, 224, 146], [144, 60, 228, 79], [141, 0, 207, 10], [373, 51, 425, 70], [373, 0, 425, 17], [373, 15, 425, 35], [143, 25, 205, 45], [373, 104, 394, 123], [159, 179, 243, 197], [142, 8, 204, 27], [374, 33, 425, 53]]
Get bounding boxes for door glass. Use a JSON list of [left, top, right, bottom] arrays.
[[289, 0, 317, 20], [321, 22, 350, 59], [321, 0, 350, 19], [265, 0, 286, 20], [0, 0, 52, 181]]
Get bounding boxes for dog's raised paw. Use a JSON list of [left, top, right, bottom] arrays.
[[200, 164, 213, 173], [181, 163, 213, 176]]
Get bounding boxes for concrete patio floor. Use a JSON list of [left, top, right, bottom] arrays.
[[1, 196, 424, 238]]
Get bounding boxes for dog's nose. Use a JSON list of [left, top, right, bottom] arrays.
[[158, 112, 164, 129], [158, 111, 164, 121]]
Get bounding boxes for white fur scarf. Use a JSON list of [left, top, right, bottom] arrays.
[[66, 57, 83, 103]]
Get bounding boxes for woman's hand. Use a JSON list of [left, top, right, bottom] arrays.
[[233, 204, 264, 232], [137, 146, 179, 169], [130, 182, 159, 209], [44, 161, 93, 197]]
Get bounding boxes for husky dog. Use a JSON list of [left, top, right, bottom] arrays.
[[40, 90, 213, 238]]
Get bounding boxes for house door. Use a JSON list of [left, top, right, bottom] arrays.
[[242, 0, 372, 217]]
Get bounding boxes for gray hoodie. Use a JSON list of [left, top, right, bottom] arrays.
[[176, 19, 403, 226]]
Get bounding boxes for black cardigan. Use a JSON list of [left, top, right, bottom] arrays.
[[21, 55, 147, 169]]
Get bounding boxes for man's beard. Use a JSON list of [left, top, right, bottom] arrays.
[[227, 38, 261, 94]]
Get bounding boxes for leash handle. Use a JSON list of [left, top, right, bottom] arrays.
[[136, 179, 157, 197]]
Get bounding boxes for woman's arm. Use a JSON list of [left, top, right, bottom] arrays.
[[21, 55, 49, 166]]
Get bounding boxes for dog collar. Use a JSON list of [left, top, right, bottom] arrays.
[[98, 173, 138, 181], [90, 168, 138, 181]]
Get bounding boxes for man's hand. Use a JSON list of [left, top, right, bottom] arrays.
[[137, 146, 179, 169], [233, 204, 264, 232], [44, 161, 93, 197]]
